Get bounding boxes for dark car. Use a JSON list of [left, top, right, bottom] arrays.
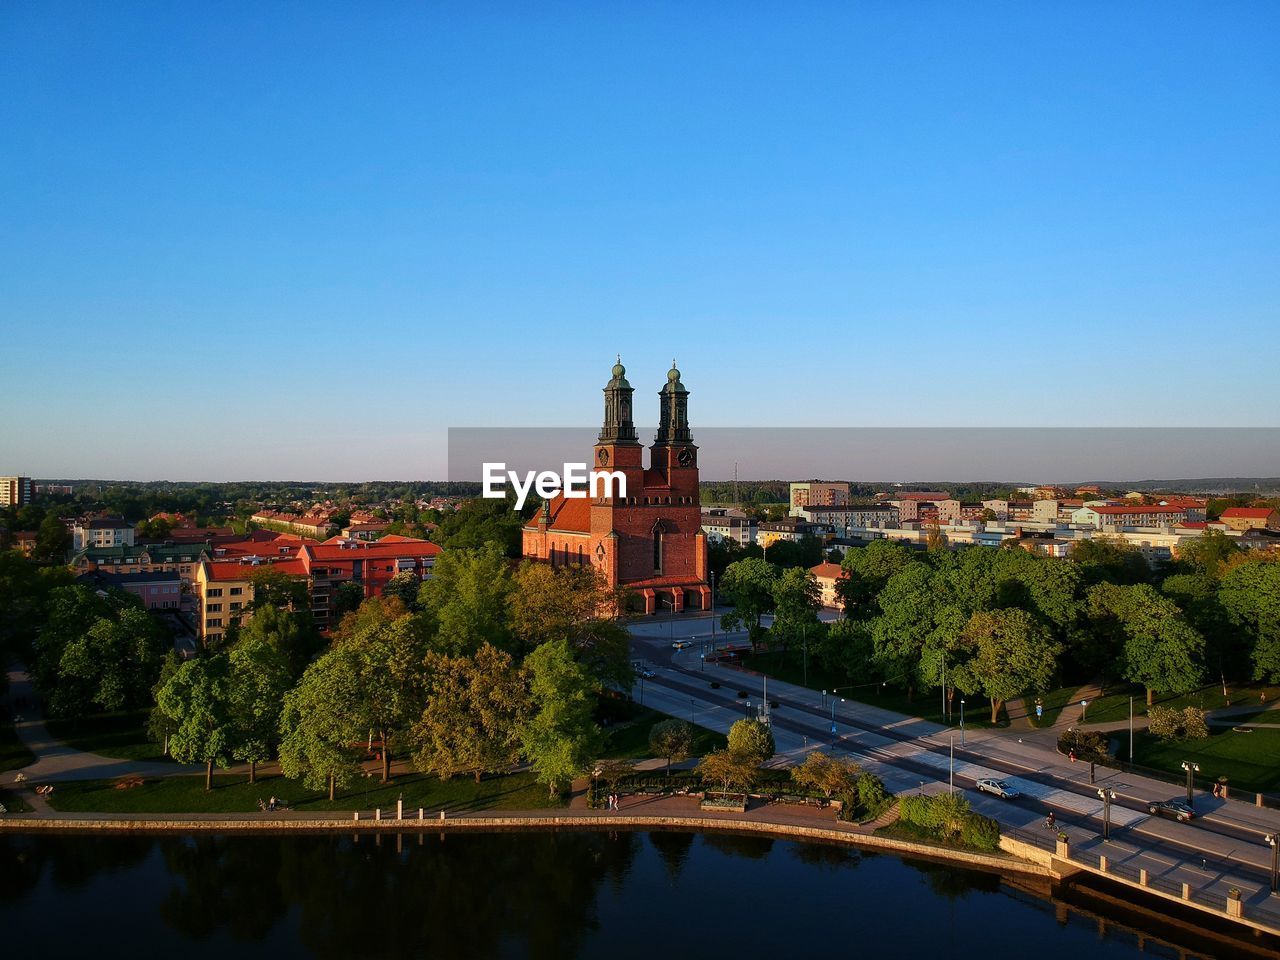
[[1147, 799, 1195, 823]]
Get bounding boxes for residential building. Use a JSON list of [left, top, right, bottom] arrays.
[[1072, 505, 1190, 528], [701, 512, 757, 547], [1218, 507, 1279, 531], [758, 517, 821, 548], [341, 520, 393, 541], [72, 517, 136, 551], [522, 360, 710, 615], [789, 481, 850, 513], [250, 509, 339, 539], [793, 503, 897, 537], [0, 476, 33, 507], [77, 569, 183, 610], [809, 561, 847, 608], [895, 494, 960, 524]]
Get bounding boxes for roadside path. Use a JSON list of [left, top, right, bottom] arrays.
[[5, 667, 201, 784]]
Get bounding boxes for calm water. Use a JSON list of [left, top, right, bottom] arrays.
[[0, 830, 1251, 959]]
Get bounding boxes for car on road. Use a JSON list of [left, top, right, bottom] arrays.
[[637, 668, 656, 680], [1147, 799, 1195, 823], [975, 778, 1019, 799], [671, 640, 693, 649]]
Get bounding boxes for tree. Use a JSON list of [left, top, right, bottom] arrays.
[[789, 751, 860, 799], [837, 540, 914, 616], [727, 718, 775, 764], [235, 604, 317, 681], [771, 566, 821, 653], [1087, 583, 1204, 704], [509, 562, 631, 687], [1217, 558, 1280, 683], [1069, 536, 1149, 585], [341, 611, 432, 783], [228, 629, 291, 783], [417, 543, 514, 655], [520, 638, 601, 796], [147, 650, 183, 755], [1178, 530, 1241, 579], [719, 558, 778, 651], [55, 605, 168, 719], [381, 571, 422, 610], [32, 512, 71, 564], [696, 749, 758, 795], [156, 654, 236, 791], [648, 719, 695, 774], [333, 582, 365, 617], [412, 643, 529, 782], [953, 609, 1062, 723], [278, 646, 365, 800]]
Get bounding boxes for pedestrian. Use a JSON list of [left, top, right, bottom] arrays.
[[1068, 749, 1077, 763]]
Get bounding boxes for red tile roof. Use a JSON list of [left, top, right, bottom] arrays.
[[300, 541, 441, 561], [1220, 507, 1274, 519], [897, 492, 950, 501], [523, 495, 592, 534], [809, 562, 847, 580]]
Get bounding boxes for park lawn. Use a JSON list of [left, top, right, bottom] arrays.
[[740, 649, 1007, 728], [1025, 685, 1085, 729], [0, 717, 35, 773], [46, 768, 564, 815], [0, 786, 32, 813], [1131, 728, 1280, 795], [600, 704, 726, 759], [1079, 683, 1276, 726], [45, 709, 170, 763]]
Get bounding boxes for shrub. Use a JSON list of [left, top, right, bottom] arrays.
[[960, 814, 1001, 852], [1148, 705, 1209, 741], [1057, 728, 1111, 762], [840, 771, 891, 822]]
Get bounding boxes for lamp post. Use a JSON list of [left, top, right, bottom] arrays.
[[1265, 834, 1279, 895], [830, 697, 844, 736], [690, 698, 696, 725], [1097, 787, 1115, 841], [1129, 696, 1134, 764], [700, 653, 705, 673], [960, 698, 966, 746], [949, 735, 955, 794], [1181, 760, 1200, 808], [1080, 699, 1089, 722]]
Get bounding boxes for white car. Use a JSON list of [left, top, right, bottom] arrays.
[[671, 640, 693, 649], [976, 778, 1019, 799]]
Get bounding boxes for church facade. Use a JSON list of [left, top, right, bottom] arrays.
[[522, 360, 711, 614]]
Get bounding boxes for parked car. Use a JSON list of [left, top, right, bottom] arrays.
[[1148, 799, 1195, 823], [975, 778, 1019, 799], [671, 640, 693, 650]]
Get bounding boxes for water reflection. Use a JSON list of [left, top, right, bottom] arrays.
[[0, 830, 1265, 959]]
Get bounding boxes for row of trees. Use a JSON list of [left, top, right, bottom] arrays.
[[714, 532, 1279, 723], [147, 550, 631, 798]]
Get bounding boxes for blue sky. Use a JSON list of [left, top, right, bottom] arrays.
[[2, 3, 1277, 480]]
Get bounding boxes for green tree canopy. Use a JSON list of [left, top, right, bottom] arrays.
[[719, 557, 779, 650], [278, 645, 366, 800], [648, 719, 695, 774], [519, 638, 601, 796], [1087, 583, 1204, 704], [727, 718, 775, 764], [953, 608, 1062, 723], [156, 653, 236, 791]]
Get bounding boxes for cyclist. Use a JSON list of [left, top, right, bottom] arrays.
[[1044, 811, 1057, 830]]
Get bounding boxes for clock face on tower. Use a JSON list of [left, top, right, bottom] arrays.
[[677, 447, 694, 466], [597, 447, 609, 466]]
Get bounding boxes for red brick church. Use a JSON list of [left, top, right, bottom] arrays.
[[522, 359, 711, 614]]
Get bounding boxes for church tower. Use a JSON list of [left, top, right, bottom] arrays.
[[651, 361, 699, 488], [593, 357, 645, 495]]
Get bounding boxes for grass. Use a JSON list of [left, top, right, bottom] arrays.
[[1076, 682, 1276, 726], [1131, 727, 1280, 795], [600, 704, 726, 760], [0, 786, 32, 813], [46, 768, 565, 815], [45, 709, 170, 763], [1025, 685, 1086, 729], [874, 818, 1006, 855], [740, 649, 1006, 728]]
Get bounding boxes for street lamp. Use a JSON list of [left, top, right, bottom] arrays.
[[960, 698, 966, 746], [1265, 834, 1279, 895], [1097, 787, 1115, 841], [1181, 760, 1200, 807], [829, 697, 844, 736], [1080, 699, 1089, 722]]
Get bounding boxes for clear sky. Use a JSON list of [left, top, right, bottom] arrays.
[[2, 3, 1277, 480]]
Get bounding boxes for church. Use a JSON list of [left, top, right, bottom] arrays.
[[522, 359, 711, 614]]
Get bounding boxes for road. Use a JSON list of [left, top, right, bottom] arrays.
[[629, 612, 1280, 925]]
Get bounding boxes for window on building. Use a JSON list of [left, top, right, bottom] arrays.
[[652, 524, 664, 573], [207, 588, 223, 597], [207, 603, 222, 612], [229, 587, 243, 596]]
